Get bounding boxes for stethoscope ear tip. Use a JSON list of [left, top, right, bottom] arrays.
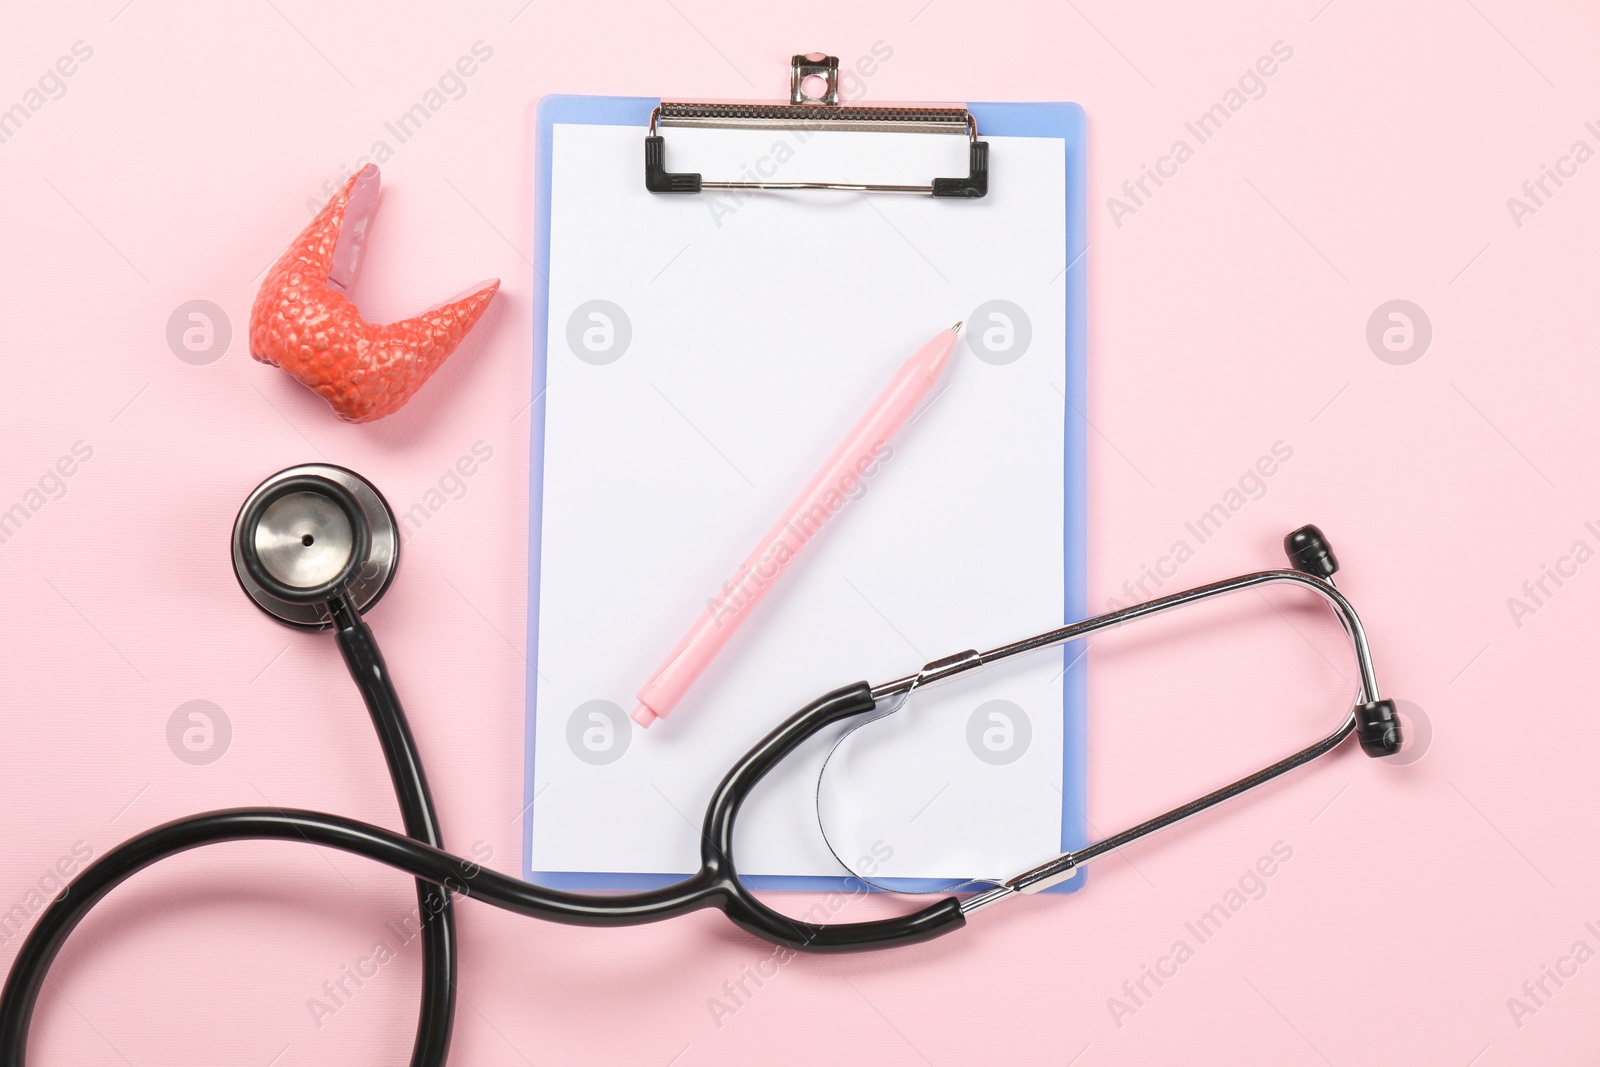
[[1284, 524, 1338, 579], [231, 464, 400, 629], [1354, 699, 1405, 758]]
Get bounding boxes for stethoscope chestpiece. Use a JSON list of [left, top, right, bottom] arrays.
[[231, 464, 400, 629]]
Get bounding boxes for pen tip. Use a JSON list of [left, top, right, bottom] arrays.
[[951, 321, 962, 334]]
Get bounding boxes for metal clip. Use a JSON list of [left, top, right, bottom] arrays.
[[644, 52, 988, 197], [790, 53, 840, 105]]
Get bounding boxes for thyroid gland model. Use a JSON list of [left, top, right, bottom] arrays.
[[249, 165, 499, 423]]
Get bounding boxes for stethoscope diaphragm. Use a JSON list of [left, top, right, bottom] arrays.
[[230, 463, 400, 628]]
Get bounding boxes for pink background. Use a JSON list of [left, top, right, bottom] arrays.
[[2, 0, 1597, 1063]]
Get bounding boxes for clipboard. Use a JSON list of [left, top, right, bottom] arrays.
[[526, 54, 1088, 894]]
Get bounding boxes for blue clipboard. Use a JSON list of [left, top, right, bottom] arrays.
[[526, 92, 1088, 894]]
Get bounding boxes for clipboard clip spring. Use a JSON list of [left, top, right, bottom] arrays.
[[645, 53, 988, 198]]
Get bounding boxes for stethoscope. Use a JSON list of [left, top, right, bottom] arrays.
[[0, 464, 1405, 1067]]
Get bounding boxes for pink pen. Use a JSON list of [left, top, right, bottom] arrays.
[[632, 324, 962, 728]]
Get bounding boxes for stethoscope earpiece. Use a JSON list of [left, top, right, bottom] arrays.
[[1283, 524, 1338, 579], [1283, 524, 1401, 758], [231, 464, 400, 628]]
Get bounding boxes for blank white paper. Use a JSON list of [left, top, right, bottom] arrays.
[[532, 120, 1069, 883]]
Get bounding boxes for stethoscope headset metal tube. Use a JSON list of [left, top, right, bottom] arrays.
[[0, 468, 1404, 1067]]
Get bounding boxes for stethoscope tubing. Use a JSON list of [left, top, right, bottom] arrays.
[[0, 682, 964, 1067], [326, 591, 457, 1067]]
